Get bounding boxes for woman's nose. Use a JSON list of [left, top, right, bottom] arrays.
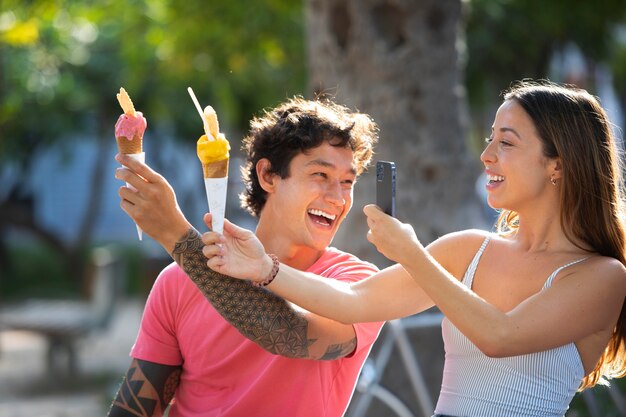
[[480, 141, 496, 164]]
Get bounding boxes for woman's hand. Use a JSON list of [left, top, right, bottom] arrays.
[[202, 214, 274, 283], [364, 204, 421, 264]]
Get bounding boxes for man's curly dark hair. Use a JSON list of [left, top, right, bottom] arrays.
[[239, 97, 379, 217]]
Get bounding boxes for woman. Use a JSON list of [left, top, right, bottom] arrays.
[[202, 80, 626, 416]]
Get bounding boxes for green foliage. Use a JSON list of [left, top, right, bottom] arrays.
[[465, 0, 626, 108], [610, 30, 626, 95], [2, 242, 78, 299], [0, 241, 167, 299], [0, 0, 306, 169], [463, 0, 626, 153], [568, 379, 626, 416]]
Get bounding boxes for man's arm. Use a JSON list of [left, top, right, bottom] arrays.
[[115, 154, 356, 360], [107, 359, 181, 417], [171, 228, 356, 359]]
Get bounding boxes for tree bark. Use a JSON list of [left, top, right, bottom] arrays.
[[306, 0, 485, 413]]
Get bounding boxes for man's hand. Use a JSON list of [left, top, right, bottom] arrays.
[[115, 153, 192, 252], [202, 213, 274, 283]]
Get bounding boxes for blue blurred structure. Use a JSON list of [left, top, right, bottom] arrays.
[[1, 135, 255, 248]]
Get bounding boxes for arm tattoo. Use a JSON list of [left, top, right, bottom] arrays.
[[107, 359, 181, 417], [171, 228, 355, 359]]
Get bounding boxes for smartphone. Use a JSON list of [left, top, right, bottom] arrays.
[[376, 161, 396, 217]]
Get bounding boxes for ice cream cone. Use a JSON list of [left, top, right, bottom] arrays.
[[202, 158, 229, 178], [114, 87, 147, 240], [116, 135, 143, 154], [202, 158, 229, 234], [189, 88, 230, 235], [122, 152, 145, 240], [115, 136, 144, 239]]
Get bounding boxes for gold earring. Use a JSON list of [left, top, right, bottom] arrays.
[[550, 176, 557, 186]]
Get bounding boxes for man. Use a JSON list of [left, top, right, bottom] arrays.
[[108, 97, 383, 417]]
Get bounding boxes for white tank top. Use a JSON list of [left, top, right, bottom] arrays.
[[435, 236, 586, 417]]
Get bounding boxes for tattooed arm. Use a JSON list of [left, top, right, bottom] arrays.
[[114, 155, 357, 360], [107, 359, 181, 417], [171, 227, 357, 360]]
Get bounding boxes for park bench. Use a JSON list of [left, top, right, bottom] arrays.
[[0, 246, 121, 377]]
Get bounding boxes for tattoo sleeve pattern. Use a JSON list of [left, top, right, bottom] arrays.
[[171, 228, 355, 359], [108, 359, 181, 417]]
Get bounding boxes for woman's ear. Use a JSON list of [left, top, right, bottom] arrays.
[[256, 159, 276, 192], [551, 158, 563, 180]]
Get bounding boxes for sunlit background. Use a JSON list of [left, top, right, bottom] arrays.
[[1, 0, 625, 416]]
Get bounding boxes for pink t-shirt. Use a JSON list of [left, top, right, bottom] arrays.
[[131, 247, 383, 417]]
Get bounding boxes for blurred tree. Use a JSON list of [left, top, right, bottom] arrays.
[[3, 0, 624, 285], [609, 29, 626, 124], [308, 0, 483, 265], [0, 0, 306, 283], [307, 1, 626, 414], [465, 0, 626, 144], [307, 0, 477, 408]]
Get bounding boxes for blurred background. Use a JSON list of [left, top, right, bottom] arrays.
[[1, 0, 625, 416]]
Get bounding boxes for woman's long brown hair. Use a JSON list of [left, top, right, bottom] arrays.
[[496, 80, 626, 389]]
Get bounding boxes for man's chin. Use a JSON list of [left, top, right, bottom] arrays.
[[312, 235, 335, 251]]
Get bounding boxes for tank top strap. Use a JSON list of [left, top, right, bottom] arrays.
[[461, 235, 491, 288], [543, 257, 589, 289]]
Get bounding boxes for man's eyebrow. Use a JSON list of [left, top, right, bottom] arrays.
[[306, 159, 357, 175]]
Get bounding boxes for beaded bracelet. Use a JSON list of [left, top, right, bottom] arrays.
[[252, 254, 280, 287]]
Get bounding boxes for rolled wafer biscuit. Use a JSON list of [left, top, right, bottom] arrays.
[[116, 88, 136, 117]]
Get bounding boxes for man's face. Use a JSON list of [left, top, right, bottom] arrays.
[[264, 141, 357, 252]]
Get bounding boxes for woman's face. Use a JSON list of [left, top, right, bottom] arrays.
[[480, 99, 556, 211]]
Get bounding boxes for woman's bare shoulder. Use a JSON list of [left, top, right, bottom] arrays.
[[429, 228, 495, 249], [554, 255, 626, 307], [427, 229, 496, 277], [579, 255, 626, 285]]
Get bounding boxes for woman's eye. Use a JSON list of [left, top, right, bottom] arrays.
[[485, 137, 512, 147]]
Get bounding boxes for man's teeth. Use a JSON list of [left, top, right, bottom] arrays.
[[488, 174, 504, 182], [308, 209, 336, 220]]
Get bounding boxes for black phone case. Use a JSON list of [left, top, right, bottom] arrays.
[[376, 161, 396, 217]]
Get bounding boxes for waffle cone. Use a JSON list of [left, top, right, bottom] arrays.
[[116, 135, 143, 154], [202, 158, 229, 178]]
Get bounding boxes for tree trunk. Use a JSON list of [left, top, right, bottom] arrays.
[[306, 0, 485, 414]]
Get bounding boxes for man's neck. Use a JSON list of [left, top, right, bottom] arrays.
[[255, 222, 325, 271]]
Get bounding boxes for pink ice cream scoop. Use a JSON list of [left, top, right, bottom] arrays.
[[115, 112, 147, 142]]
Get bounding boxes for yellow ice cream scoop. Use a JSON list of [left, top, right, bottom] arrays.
[[197, 133, 230, 164], [197, 105, 230, 164], [197, 105, 230, 179], [187, 88, 230, 233]]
